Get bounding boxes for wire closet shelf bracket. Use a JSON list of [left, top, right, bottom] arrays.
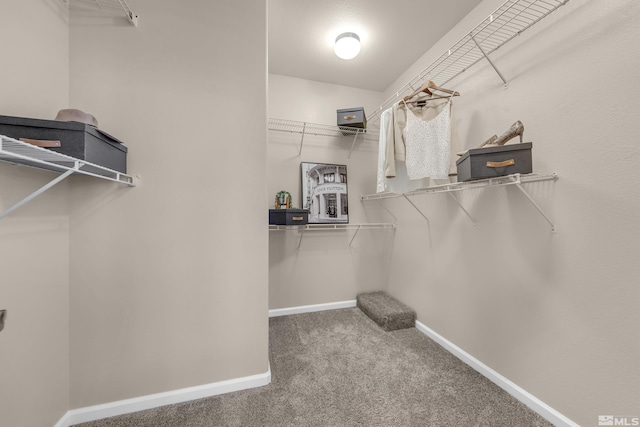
[[361, 173, 558, 232], [64, 0, 139, 26], [268, 118, 379, 158], [367, 0, 569, 124], [269, 223, 396, 249], [0, 134, 136, 220]]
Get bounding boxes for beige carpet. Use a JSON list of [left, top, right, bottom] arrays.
[[74, 308, 552, 426]]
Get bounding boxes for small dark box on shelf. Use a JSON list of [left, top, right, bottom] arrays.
[[456, 142, 533, 182], [337, 107, 366, 134], [0, 114, 128, 173], [269, 209, 309, 226]]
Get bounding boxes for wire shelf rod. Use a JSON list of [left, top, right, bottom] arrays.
[[268, 223, 395, 231], [361, 173, 558, 201], [268, 118, 378, 141], [269, 118, 378, 157], [1, 134, 136, 219], [361, 173, 558, 232], [368, 0, 568, 123], [0, 134, 136, 186], [268, 222, 396, 248]]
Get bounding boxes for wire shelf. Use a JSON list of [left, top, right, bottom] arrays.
[[269, 222, 396, 247], [0, 134, 135, 186], [268, 223, 395, 231], [268, 118, 379, 158], [362, 173, 558, 231], [361, 173, 557, 201], [268, 118, 378, 141], [368, 0, 568, 123]]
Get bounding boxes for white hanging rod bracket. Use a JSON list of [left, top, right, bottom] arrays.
[[373, 199, 398, 224], [347, 129, 362, 159], [402, 194, 430, 224], [446, 192, 476, 226], [117, 0, 139, 26], [298, 122, 307, 156], [508, 174, 557, 232], [348, 228, 360, 247], [0, 167, 76, 220], [470, 33, 508, 88], [127, 11, 139, 27]]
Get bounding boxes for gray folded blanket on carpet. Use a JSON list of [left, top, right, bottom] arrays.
[[357, 291, 416, 331]]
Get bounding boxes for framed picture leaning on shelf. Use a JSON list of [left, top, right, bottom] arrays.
[[300, 162, 349, 224]]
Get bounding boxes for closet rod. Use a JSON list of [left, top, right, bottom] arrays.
[[367, 0, 569, 124], [363, 173, 558, 232], [361, 173, 558, 201]]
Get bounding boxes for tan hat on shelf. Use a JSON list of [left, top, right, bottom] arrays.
[[54, 109, 99, 127]]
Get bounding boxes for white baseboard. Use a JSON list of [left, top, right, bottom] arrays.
[[414, 320, 579, 427], [55, 365, 271, 427], [53, 413, 70, 427], [54, 307, 576, 427], [54, 298, 357, 427], [269, 299, 357, 317]]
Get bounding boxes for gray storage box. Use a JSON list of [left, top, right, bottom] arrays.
[[456, 142, 532, 182], [0, 114, 127, 173], [337, 107, 366, 133], [269, 209, 309, 225]]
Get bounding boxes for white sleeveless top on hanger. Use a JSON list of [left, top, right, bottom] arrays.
[[403, 98, 452, 180]]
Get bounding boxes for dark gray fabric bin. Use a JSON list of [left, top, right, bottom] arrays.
[[0, 114, 128, 173], [269, 209, 309, 225], [456, 142, 532, 182], [337, 107, 366, 131]]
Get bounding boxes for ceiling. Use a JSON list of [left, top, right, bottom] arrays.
[[268, 0, 483, 92]]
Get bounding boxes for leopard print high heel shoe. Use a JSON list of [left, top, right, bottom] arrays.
[[456, 134, 498, 156], [488, 120, 524, 146]]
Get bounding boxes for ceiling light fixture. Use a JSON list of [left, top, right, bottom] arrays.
[[334, 32, 361, 60]]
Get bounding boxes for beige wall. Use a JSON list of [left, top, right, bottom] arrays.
[[1, 0, 269, 422], [67, 0, 269, 408], [267, 75, 394, 309], [0, 1, 70, 427], [2, 0, 638, 424], [0, 0, 69, 118], [269, 74, 385, 124], [381, 0, 640, 425], [269, 1, 640, 424]]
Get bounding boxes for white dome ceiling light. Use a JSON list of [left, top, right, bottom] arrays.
[[334, 32, 361, 60]]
